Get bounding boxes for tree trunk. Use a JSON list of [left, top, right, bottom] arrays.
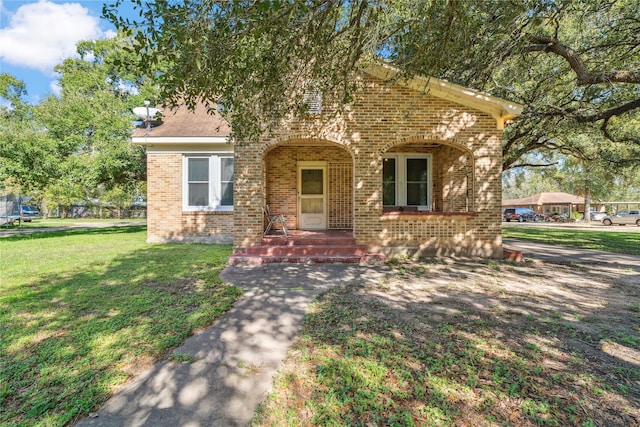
[[584, 188, 591, 223]]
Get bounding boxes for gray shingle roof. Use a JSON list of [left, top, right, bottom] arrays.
[[132, 102, 231, 138]]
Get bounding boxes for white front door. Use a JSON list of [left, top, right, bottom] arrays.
[[298, 162, 327, 229]]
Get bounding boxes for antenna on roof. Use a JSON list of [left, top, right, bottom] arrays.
[[132, 101, 163, 133], [144, 100, 151, 132]]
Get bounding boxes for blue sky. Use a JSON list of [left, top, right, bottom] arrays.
[[0, 0, 134, 104]]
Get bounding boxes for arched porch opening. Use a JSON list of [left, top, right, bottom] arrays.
[[262, 139, 354, 231]]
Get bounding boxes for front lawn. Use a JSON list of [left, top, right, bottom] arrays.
[[0, 226, 239, 427], [503, 225, 640, 255], [1, 217, 147, 229], [255, 260, 640, 426]]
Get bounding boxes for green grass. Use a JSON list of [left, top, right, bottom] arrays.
[[254, 261, 639, 426], [1, 218, 146, 229], [0, 226, 239, 427], [256, 284, 539, 426], [502, 225, 640, 255]]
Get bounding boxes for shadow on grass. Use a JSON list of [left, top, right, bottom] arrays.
[[256, 260, 640, 427], [0, 225, 147, 242], [1, 241, 238, 427]]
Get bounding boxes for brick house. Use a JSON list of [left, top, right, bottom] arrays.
[[133, 64, 522, 262], [503, 192, 586, 217]]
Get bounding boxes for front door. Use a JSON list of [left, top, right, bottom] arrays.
[[298, 162, 327, 229]]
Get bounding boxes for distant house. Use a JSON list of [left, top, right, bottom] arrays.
[[502, 192, 586, 216], [133, 63, 523, 262]]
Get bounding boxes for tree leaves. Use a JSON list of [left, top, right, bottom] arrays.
[[103, 0, 639, 173], [0, 33, 155, 208]]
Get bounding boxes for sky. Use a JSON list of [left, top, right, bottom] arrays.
[[0, 0, 132, 104]]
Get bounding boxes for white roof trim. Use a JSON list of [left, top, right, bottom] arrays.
[[131, 136, 232, 146], [365, 63, 523, 130]]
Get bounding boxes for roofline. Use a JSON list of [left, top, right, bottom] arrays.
[[131, 136, 232, 146], [364, 63, 523, 130]]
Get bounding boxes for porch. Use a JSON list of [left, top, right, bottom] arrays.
[[263, 142, 353, 232], [261, 138, 475, 232], [227, 229, 385, 265]]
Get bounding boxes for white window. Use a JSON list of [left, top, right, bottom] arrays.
[[546, 205, 561, 214], [382, 154, 432, 209], [183, 155, 234, 211]]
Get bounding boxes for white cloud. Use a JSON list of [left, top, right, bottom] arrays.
[[0, 1, 104, 75]]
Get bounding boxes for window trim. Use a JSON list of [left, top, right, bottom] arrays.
[[183, 154, 234, 212], [382, 153, 433, 210]]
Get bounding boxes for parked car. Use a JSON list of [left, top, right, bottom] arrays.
[[503, 207, 539, 222], [589, 211, 607, 221], [602, 210, 640, 226], [13, 205, 40, 222]]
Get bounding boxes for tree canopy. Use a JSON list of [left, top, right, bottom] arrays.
[[105, 0, 639, 171], [0, 33, 157, 212]]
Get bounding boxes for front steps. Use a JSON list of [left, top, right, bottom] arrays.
[[228, 231, 385, 265]]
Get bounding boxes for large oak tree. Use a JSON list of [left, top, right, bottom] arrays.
[[105, 0, 639, 171]]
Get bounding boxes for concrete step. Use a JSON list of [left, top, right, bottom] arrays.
[[503, 248, 523, 262], [261, 236, 356, 246], [243, 244, 369, 256]]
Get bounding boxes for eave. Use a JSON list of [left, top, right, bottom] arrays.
[[131, 136, 231, 146], [365, 63, 523, 130]]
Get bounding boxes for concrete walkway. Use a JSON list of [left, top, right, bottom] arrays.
[[503, 238, 640, 272], [75, 264, 389, 427]]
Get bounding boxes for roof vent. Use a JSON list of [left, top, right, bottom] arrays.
[[302, 82, 322, 115]]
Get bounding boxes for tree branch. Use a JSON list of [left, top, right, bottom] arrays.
[[508, 161, 558, 169], [531, 97, 640, 126], [576, 97, 640, 123], [600, 117, 640, 146], [527, 35, 640, 85]]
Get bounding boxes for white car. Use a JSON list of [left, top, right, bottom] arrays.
[[602, 210, 640, 226]]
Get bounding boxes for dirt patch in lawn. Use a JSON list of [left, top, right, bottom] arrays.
[[256, 259, 640, 426]]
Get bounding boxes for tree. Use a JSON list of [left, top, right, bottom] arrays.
[[0, 74, 60, 197], [0, 34, 157, 213], [105, 0, 639, 169], [502, 163, 561, 200], [503, 152, 640, 215], [0, 74, 28, 116], [34, 34, 155, 211], [495, 1, 640, 170]]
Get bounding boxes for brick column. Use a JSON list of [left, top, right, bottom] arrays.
[[233, 143, 264, 250], [147, 153, 183, 243], [472, 134, 503, 258]]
